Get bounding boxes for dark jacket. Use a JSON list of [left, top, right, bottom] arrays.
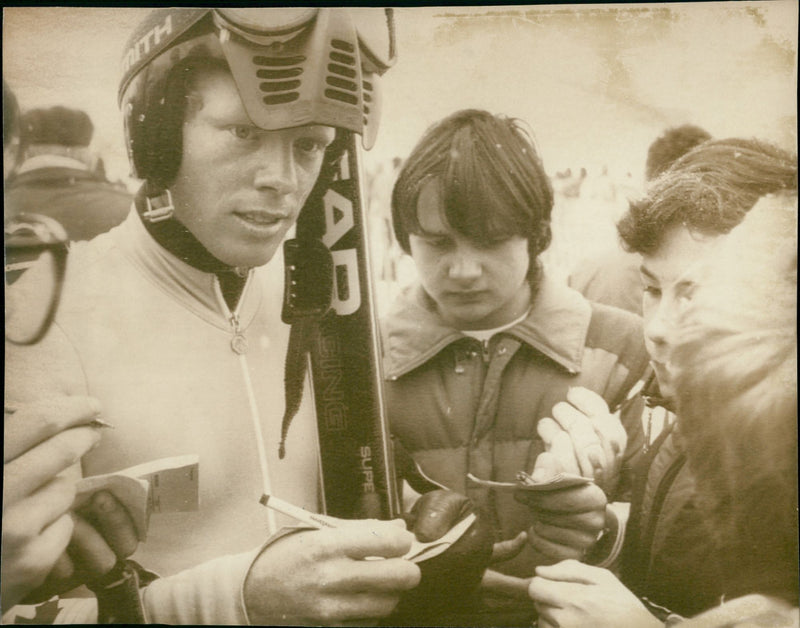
[[6, 164, 131, 242], [382, 274, 650, 578], [622, 394, 728, 618]]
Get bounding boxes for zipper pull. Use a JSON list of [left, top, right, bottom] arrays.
[[229, 312, 248, 355]]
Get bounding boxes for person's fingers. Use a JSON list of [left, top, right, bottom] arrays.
[[5, 514, 74, 602], [47, 551, 76, 582], [530, 521, 598, 550], [333, 523, 415, 560], [77, 491, 139, 557], [527, 532, 585, 562], [593, 414, 627, 457], [592, 422, 619, 477], [551, 403, 604, 478], [536, 417, 563, 448], [528, 484, 607, 514], [480, 569, 531, 598], [323, 556, 420, 593], [66, 515, 117, 577], [528, 576, 570, 607], [2, 476, 77, 536], [566, 386, 609, 417], [24, 515, 76, 575], [535, 613, 559, 628], [534, 558, 607, 584], [529, 451, 563, 484], [565, 388, 626, 482], [4, 397, 102, 462], [3, 427, 100, 507], [490, 531, 528, 563], [387, 518, 410, 530], [532, 508, 607, 532], [548, 431, 582, 476], [20, 550, 77, 605], [549, 401, 579, 432]]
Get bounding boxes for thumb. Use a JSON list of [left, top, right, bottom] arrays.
[[490, 531, 528, 564], [530, 451, 563, 483]]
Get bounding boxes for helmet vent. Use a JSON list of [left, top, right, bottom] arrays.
[[361, 78, 374, 127], [325, 39, 359, 106], [253, 55, 304, 105]]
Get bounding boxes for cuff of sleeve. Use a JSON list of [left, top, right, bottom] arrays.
[[240, 525, 317, 625], [587, 501, 630, 569], [141, 526, 315, 625], [143, 549, 260, 624]]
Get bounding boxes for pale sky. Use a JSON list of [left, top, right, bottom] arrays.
[[3, 4, 797, 188]]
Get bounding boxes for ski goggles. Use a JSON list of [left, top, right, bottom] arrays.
[[120, 8, 396, 148]]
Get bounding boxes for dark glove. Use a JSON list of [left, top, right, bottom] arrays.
[[87, 559, 159, 624], [387, 489, 494, 626]]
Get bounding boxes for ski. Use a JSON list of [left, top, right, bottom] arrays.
[[282, 132, 400, 521]]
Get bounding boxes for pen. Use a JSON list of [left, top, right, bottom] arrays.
[[259, 493, 337, 529], [4, 405, 114, 429]]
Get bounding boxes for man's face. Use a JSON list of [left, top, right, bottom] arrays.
[[170, 69, 335, 268], [408, 179, 531, 330], [640, 223, 721, 399]]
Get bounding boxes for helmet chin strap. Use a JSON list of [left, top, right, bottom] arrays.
[[136, 183, 249, 309]]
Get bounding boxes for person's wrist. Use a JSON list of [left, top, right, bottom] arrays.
[[242, 526, 316, 625]]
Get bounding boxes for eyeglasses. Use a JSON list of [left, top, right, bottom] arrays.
[[5, 213, 68, 345]]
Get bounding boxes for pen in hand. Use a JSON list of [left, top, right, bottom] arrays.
[[5, 404, 114, 429], [259, 493, 336, 529]]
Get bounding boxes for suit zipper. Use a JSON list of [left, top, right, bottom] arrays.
[[214, 276, 278, 534]]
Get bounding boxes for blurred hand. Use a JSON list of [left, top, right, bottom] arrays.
[[2, 397, 139, 611], [3, 397, 99, 609], [529, 560, 661, 628], [537, 418, 582, 476], [560, 387, 627, 492], [515, 453, 607, 563], [24, 490, 140, 604], [243, 519, 420, 624], [543, 387, 627, 492], [478, 531, 530, 599]]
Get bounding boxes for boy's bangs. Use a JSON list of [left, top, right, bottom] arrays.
[[442, 180, 524, 244], [440, 141, 530, 244]]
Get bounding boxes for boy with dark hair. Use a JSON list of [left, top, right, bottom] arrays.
[[383, 109, 650, 625]]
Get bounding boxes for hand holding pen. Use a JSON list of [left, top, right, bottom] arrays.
[[2, 396, 136, 612]]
